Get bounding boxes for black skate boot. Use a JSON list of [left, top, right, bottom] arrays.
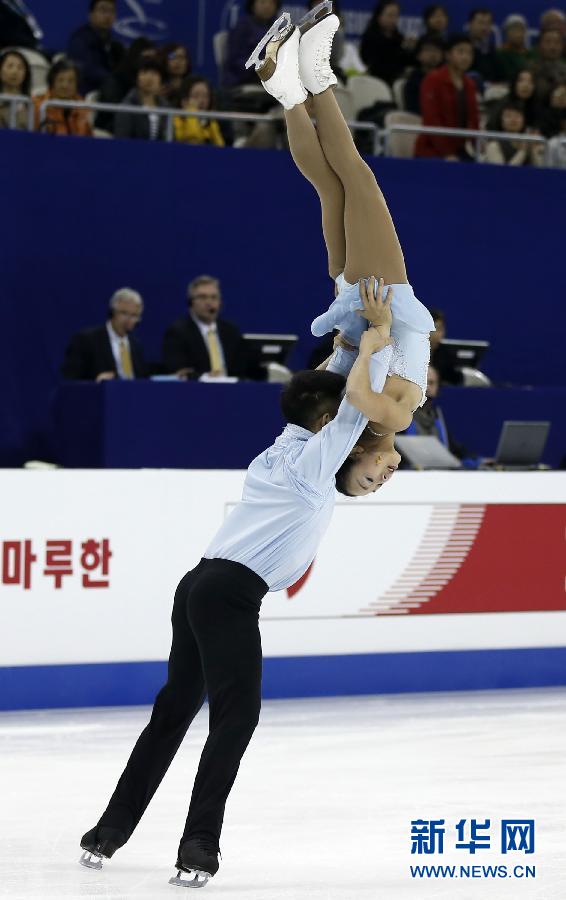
[[169, 837, 220, 889], [79, 825, 126, 870]]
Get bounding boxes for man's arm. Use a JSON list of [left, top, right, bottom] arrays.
[[346, 330, 414, 433]]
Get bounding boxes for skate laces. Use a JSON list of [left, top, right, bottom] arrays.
[[315, 36, 334, 80]]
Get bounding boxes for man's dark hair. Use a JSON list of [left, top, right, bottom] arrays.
[[334, 456, 357, 497], [445, 33, 473, 51], [280, 370, 345, 431], [90, 0, 116, 10], [137, 58, 165, 78], [467, 8, 493, 22], [427, 306, 445, 323], [415, 33, 445, 55]]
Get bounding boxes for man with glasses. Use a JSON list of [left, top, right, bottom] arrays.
[[61, 287, 148, 382], [162, 274, 263, 380]]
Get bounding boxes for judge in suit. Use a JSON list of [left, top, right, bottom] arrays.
[[61, 288, 147, 381], [162, 275, 263, 380]]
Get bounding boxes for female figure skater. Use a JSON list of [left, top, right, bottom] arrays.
[[246, 0, 435, 495]]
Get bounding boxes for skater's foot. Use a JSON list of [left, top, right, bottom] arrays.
[[299, 13, 339, 95], [169, 837, 220, 889], [245, 14, 307, 110], [79, 825, 126, 869]]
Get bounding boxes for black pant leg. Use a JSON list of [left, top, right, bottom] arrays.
[[98, 570, 206, 839], [180, 564, 264, 847]]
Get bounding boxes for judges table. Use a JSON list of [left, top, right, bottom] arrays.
[[51, 381, 566, 469]]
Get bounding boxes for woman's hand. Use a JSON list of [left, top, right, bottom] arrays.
[[359, 327, 393, 357], [356, 276, 393, 329], [333, 332, 356, 352]]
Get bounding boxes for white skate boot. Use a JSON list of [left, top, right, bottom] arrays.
[[245, 13, 307, 110], [298, 10, 340, 95]]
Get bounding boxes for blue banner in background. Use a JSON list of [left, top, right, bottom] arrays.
[[28, 0, 552, 79]]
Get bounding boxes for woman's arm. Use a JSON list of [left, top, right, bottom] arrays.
[[346, 330, 413, 433]]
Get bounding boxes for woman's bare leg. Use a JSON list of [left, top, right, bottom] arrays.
[[284, 102, 346, 280], [311, 89, 407, 286]]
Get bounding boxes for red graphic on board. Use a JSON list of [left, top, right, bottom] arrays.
[[287, 560, 315, 599], [363, 505, 566, 616]]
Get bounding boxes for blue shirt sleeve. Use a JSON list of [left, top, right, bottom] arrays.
[[293, 344, 393, 489]]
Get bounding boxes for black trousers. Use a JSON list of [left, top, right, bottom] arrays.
[[97, 558, 268, 851]]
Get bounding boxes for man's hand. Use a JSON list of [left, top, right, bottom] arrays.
[[333, 332, 356, 352], [355, 277, 393, 330], [95, 371, 116, 382], [359, 327, 393, 357]]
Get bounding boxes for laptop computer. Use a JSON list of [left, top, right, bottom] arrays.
[[395, 435, 462, 470], [494, 421, 550, 469], [243, 333, 297, 367]]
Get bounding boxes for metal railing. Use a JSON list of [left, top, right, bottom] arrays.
[[384, 123, 549, 165], [37, 98, 380, 152], [0, 93, 34, 131]]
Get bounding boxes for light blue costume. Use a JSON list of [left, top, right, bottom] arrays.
[[311, 274, 435, 408]]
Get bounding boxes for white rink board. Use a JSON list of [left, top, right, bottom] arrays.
[[0, 470, 565, 668]]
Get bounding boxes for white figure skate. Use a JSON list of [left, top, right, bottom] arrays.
[[245, 13, 307, 110], [299, 10, 340, 95], [297, 0, 334, 34]]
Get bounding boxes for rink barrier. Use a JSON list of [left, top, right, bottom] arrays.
[[2, 648, 566, 711]]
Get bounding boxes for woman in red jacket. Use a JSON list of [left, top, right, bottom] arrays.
[[415, 34, 479, 161]]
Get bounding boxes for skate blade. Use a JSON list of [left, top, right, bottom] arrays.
[[79, 850, 104, 870], [298, 0, 333, 33], [169, 868, 210, 889], [245, 12, 292, 69]]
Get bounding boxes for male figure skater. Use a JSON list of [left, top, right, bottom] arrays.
[[79, 316, 399, 887]]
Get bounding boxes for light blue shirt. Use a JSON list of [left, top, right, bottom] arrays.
[[205, 344, 392, 591]]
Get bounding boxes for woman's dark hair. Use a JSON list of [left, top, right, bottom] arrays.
[[280, 370, 345, 431], [90, 0, 116, 9], [47, 58, 80, 91], [423, 4, 448, 26], [137, 58, 165, 79], [414, 33, 445, 55], [246, 0, 281, 14], [0, 49, 31, 95], [495, 98, 526, 130], [335, 456, 357, 496], [427, 306, 445, 323], [180, 75, 214, 108]]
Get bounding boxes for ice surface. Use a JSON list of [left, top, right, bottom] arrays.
[[0, 689, 564, 899]]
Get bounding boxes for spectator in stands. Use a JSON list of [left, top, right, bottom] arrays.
[[62, 288, 147, 381], [114, 59, 169, 141], [497, 14, 531, 81], [422, 4, 449, 41], [484, 100, 544, 166], [467, 7, 506, 86], [0, 0, 40, 50], [174, 76, 225, 147], [159, 42, 191, 106], [415, 34, 479, 160], [361, 1, 414, 86], [507, 68, 538, 128], [162, 275, 262, 380], [224, 0, 281, 88], [0, 49, 31, 130], [539, 8, 566, 38], [427, 307, 463, 385], [531, 29, 566, 99], [67, 0, 124, 95], [34, 59, 92, 137], [404, 34, 444, 114], [406, 364, 478, 465], [96, 37, 155, 131], [539, 82, 566, 137]]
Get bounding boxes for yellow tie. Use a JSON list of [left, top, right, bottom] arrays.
[[120, 340, 134, 379], [207, 329, 224, 373]]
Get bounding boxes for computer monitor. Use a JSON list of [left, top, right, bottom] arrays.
[[394, 435, 462, 470], [434, 339, 490, 372], [494, 421, 550, 468], [243, 333, 298, 367]]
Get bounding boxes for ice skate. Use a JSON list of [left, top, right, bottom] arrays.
[[169, 837, 219, 890], [299, 11, 340, 95], [298, 0, 333, 34], [79, 825, 126, 870], [245, 13, 307, 110]]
